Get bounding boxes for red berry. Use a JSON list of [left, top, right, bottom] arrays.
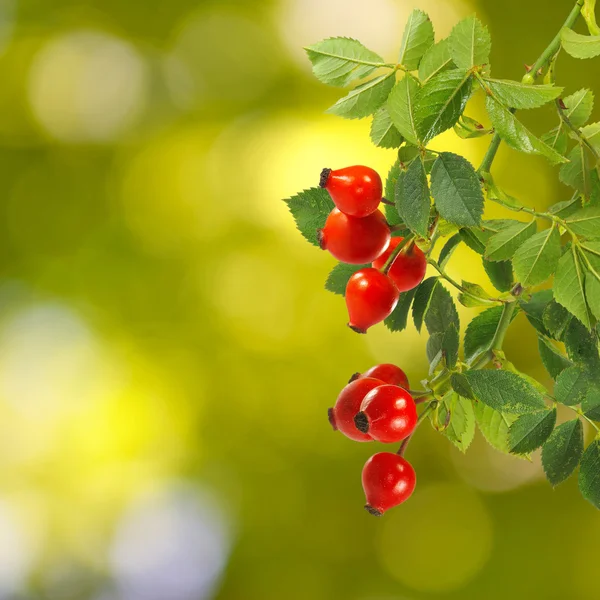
[[345, 268, 399, 333], [319, 166, 383, 218], [362, 364, 409, 389], [319, 209, 390, 265], [328, 377, 384, 442], [372, 237, 427, 292], [362, 452, 416, 516], [355, 385, 417, 443]]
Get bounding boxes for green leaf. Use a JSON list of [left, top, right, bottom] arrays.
[[565, 206, 600, 239], [414, 69, 473, 143], [412, 277, 439, 332], [485, 220, 537, 262], [473, 401, 516, 454], [509, 409, 556, 454], [327, 72, 396, 119], [563, 317, 600, 366], [454, 114, 491, 139], [426, 333, 444, 370], [284, 187, 334, 246], [459, 369, 547, 414], [464, 305, 505, 360], [549, 196, 582, 219], [538, 336, 573, 379], [457, 281, 495, 308], [542, 299, 572, 340], [559, 144, 591, 195], [541, 126, 569, 155], [438, 233, 462, 269], [370, 106, 404, 148], [384, 161, 403, 226], [582, 388, 600, 420], [554, 365, 598, 406], [583, 0, 600, 35], [485, 95, 567, 164], [305, 37, 386, 87], [418, 38, 454, 83], [512, 226, 561, 287], [396, 157, 430, 237], [561, 27, 600, 59], [520, 289, 553, 334], [483, 78, 563, 109], [440, 393, 475, 453], [483, 258, 514, 292], [448, 15, 491, 69], [442, 323, 460, 368], [424, 280, 460, 336], [387, 76, 421, 145], [398, 9, 435, 70], [325, 263, 370, 295], [542, 419, 584, 486], [580, 121, 600, 153], [563, 88, 595, 127], [554, 245, 593, 329], [430, 152, 484, 227], [579, 439, 600, 509], [384, 288, 418, 332]]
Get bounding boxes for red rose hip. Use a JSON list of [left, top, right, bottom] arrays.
[[372, 237, 427, 292], [354, 384, 417, 443], [328, 377, 384, 442], [319, 208, 390, 265], [345, 268, 399, 333], [362, 364, 409, 389], [320, 166, 382, 217], [362, 452, 416, 516]]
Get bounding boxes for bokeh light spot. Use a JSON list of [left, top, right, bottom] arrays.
[[28, 31, 148, 142], [378, 483, 493, 592]]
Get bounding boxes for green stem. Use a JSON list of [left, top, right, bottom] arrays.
[[381, 237, 413, 273], [477, 0, 584, 175], [397, 400, 438, 456], [556, 99, 600, 160]]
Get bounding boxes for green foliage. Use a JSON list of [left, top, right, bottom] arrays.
[[565, 206, 600, 239], [554, 246, 593, 329], [396, 157, 430, 236], [484, 78, 563, 109], [439, 392, 475, 452], [579, 440, 600, 509], [305, 38, 386, 87], [520, 289, 553, 334], [412, 277, 439, 332], [325, 263, 369, 295], [398, 9, 435, 70], [327, 72, 396, 119], [538, 336, 573, 379], [542, 419, 584, 486], [473, 401, 516, 454], [485, 220, 537, 261], [483, 258, 514, 292], [563, 88, 594, 127], [463, 305, 504, 361], [423, 281, 460, 336], [370, 107, 404, 148], [418, 38, 454, 83], [415, 69, 472, 142], [430, 153, 483, 226], [384, 288, 417, 332], [448, 15, 491, 68], [284, 188, 334, 246], [561, 27, 600, 59], [387, 76, 420, 145], [508, 408, 556, 454], [554, 365, 597, 405], [512, 226, 561, 286]]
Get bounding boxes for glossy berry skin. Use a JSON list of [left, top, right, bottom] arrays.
[[362, 364, 409, 389], [345, 268, 399, 333], [372, 237, 427, 292], [320, 166, 383, 218], [328, 377, 384, 442], [319, 208, 390, 265], [355, 385, 417, 443], [362, 453, 416, 516]]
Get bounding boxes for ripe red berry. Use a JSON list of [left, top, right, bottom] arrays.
[[328, 377, 384, 442], [362, 452, 416, 516], [319, 166, 383, 218], [354, 384, 417, 443], [372, 237, 427, 292], [319, 209, 390, 265], [345, 268, 399, 333], [362, 364, 409, 389]]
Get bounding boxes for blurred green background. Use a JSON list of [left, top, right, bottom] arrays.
[[0, 0, 599, 598]]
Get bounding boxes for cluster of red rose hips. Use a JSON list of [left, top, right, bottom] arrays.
[[328, 363, 419, 516], [318, 166, 427, 333]]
